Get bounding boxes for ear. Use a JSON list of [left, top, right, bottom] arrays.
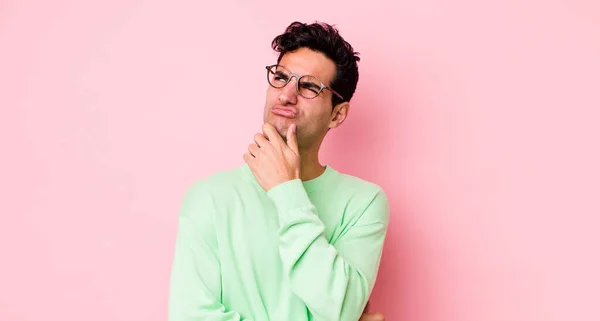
[[328, 102, 350, 129]]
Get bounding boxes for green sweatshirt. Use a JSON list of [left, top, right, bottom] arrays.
[[168, 164, 389, 321]]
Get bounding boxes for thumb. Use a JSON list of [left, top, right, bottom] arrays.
[[286, 124, 299, 154]]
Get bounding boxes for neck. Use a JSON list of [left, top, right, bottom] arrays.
[[299, 147, 325, 181]]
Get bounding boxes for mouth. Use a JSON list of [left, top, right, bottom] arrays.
[[271, 106, 297, 119]]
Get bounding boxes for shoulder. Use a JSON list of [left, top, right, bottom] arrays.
[[338, 172, 385, 195], [185, 164, 250, 193], [333, 170, 390, 225], [179, 164, 250, 214]]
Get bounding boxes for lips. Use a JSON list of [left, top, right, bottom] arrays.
[[271, 106, 298, 119]]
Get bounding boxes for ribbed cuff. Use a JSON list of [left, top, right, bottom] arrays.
[[266, 179, 313, 214]]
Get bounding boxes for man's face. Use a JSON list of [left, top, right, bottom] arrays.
[[263, 47, 337, 150]]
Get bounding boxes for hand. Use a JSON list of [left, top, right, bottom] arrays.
[[244, 123, 301, 191], [359, 301, 385, 321], [359, 312, 385, 321]]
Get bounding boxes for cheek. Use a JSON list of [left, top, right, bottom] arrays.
[[266, 87, 279, 101], [301, 108, 330, 128]]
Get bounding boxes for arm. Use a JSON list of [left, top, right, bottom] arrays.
[[168, 181, 251, 321], [267, 179, 389, 321]]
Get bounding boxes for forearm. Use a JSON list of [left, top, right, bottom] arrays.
[[267, 180, 388, 321], [280, 219, 383, 321]]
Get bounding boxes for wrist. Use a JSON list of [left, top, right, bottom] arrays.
[[266, 179, 312, 214]]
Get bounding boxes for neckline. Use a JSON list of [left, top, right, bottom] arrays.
[[302, 165, 334, 193], [241, 163, 336, 194]]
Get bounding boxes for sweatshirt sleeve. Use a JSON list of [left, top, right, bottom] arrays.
[[267, 179, 389, 321], [168, 181, 252, 321]]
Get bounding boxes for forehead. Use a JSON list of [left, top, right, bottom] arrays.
[[279, 47, 336, 85]]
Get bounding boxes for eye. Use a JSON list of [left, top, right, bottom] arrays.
[[300, 82, 320, 94], [274, 71, 289, 83]]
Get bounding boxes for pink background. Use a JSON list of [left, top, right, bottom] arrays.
[[1, 1, 599, 320]]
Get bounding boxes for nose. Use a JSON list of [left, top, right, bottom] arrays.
[[278, 76, 298, 105]]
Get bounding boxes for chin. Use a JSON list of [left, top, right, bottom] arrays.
[[266, 116, 287, 131], [274, 124, 288, 139]]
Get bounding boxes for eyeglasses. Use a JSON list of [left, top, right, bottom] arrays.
[[265, 64, 344, 100]]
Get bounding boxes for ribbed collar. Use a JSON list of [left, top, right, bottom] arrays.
[[302, 165, 336, 194], [241, 163, 337, 194]]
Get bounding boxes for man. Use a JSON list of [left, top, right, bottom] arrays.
[[168, 21, 389, 321]]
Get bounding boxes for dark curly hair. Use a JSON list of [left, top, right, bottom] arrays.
[[271, 21, 360, 107]]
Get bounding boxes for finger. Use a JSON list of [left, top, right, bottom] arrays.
[[370, 312, 385, 321], [243, 152, 253, 164], [286, 123, 299, 154], [248, 143, 260, 157], [254, 133, 269, 148], [359, 312, 385, 321], [262, 123, 283, 145]]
